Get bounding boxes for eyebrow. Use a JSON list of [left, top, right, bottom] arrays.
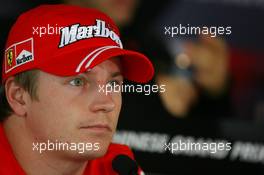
[[111, 72, 123, 78], [76, 71, 123, 80]]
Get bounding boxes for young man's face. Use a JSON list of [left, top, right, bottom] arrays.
[[25, 57, 123, 160]]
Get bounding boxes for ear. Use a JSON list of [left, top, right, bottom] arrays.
[[5, 77, 29, 117]]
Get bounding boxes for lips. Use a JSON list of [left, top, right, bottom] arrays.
[[80, 124, 112, 132]]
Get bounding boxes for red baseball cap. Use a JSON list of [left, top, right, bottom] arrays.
[[2, 4, 154, 84]]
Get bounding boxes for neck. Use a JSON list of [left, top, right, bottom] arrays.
[[3, 116, 87, 175]]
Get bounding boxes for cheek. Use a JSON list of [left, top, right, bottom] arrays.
[[25, 89, 82, 142], [111, 93, 122, 128]]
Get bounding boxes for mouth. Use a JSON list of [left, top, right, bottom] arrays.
[[80, 124, 112, 133]]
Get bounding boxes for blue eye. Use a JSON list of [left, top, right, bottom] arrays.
[[107, 80, 121, 87], [69, 78, 85, 86]]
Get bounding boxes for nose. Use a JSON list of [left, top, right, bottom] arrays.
[[89, 89, 116, 113]]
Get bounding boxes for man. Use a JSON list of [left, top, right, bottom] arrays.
[[0, 4, 153, 175]]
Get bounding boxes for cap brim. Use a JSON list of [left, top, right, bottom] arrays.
[[38, 46, 154, 83]]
